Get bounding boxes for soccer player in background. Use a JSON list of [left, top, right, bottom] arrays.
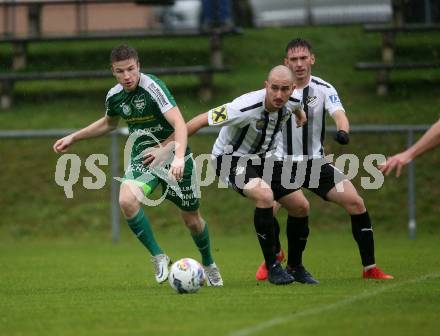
[[255, 38, 394, 283], [53, 45, 223, 287], [179, 65, 307, 285], [380, 118, 440, 177]]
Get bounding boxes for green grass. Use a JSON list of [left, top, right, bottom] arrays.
[[1, 230, 439, 336], [0, 26, 439, 334]]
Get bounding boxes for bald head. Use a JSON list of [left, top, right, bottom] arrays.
[[267, 65, 294, 85], [264, 65, 295, 112]]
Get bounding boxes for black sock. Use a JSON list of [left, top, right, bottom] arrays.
[[351, 211, 375, 266], [273, 217, 281, 254], [254, 207, 276, 266], [286, 216, 309, 268]]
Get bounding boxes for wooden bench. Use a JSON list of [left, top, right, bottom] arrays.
[[0, 0, 242, 109], [0, 26, 240, 108], [1, 27, 242, 70], [0, 65, 230, 109], [355, 23, 440, 95], [355, 61, 440, 95]]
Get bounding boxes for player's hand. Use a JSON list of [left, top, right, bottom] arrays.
[[378, 152, 411, 177], [142, 142, 174, 167], [295, 109, 307, 128], [170, 156, 185, 181], [334, 130, 349, 145], [53, 135, 74, 153]]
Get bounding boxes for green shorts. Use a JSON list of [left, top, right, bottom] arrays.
[[123, 154, 200, 212]]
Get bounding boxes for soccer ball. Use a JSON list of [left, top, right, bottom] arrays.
[[168, 258, 206, 294]]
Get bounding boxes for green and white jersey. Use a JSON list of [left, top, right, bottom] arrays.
[[105, 73, 177, 162]]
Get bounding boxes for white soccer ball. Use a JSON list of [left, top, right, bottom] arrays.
[[168, 258, 206, 294]]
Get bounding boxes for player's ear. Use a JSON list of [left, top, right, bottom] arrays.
[[283, 58, 289, 66], [310, 53, 316, 65]]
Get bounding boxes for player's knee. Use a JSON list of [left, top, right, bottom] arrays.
[[253, 189, 274, 208], [286, 198, 309, 217], [119, 185, 140, 218], [182, 213, 203, 233], [345, 195, 366, 214], [296, 199, 310, 216]]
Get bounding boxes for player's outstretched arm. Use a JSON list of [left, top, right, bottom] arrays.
[[380, 118, 440, 177], [187, 112, 209, 136], [332, 109, 350, 145], [53, 116, 120, 153]]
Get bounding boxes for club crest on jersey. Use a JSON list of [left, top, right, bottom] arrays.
[[305, 95, 318, 107], [211, 105, 228, 124], [255, 118, 266, 130], [121, 103, 132, 116], [132, 94, 146, 110]]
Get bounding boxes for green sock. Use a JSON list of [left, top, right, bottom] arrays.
[[191, 223, 214, 266], [127, 208, 163, 256]]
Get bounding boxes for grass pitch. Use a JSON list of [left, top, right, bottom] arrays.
[[0, 25, 439, 336], [1, 229, 439, 336]]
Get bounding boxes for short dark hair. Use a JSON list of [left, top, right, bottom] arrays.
[[285, 38, 312, 55], [110, 45, 139, 64]]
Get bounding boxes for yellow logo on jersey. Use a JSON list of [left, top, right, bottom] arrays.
[[211, 105, 228, 124]]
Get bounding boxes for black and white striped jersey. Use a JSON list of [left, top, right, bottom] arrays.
[[275, 76, 345, 161], [208, 88, 302, 157]]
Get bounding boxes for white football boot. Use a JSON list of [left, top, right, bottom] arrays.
[[203, 262, 224, 287], [151, 254, 171, 283]]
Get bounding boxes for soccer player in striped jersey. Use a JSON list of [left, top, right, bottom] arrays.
[[181, 65, 307, 285], [53, 45, 223, 287], [255, 38, 393, 282]]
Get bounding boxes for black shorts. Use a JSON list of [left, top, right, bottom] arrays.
[[213, 155, 299, 201], [289, 159, 346, 200]]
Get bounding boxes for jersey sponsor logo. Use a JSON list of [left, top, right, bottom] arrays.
[[144, 124, 164, 133], [147, 83, 168, 108], [133, 125, 165, 147], [132, 94, 146, 110], [126, 115, 156, 123], [305, 95, 318, 107], [211, 105, 228, 124], [121, 103, 132, 116], [329, 94, 341, 104], [132, 125, 164, 136]]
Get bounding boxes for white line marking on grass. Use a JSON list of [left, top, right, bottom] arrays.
[[229, 273, 440, 336]]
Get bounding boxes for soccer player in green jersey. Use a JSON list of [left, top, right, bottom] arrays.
[[53, 45, 223, 286]]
